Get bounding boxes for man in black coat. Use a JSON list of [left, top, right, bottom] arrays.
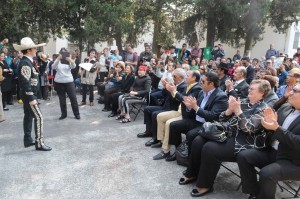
[[153, 70, 202, 160], [241, 57, 255, 85], [225, 66, 249, 99], [166, 72, 229, 160], [14, 37, 51, 151], [236, 83, 300, 199], [137, 68, 187, 147]]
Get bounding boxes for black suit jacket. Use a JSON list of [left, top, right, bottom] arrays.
[[246, 65, 255, 84], [219, 75, 229, 92], [193, 88, 229, 122], [174, 83, 202, 119], [228, 79, 249, 99], [162, 81, 187, 111], [274, 103, 300, 165]]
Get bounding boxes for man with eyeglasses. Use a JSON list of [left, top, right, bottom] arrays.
[[241, 57, 255, 84], [236, 83, 300, 199], [276, 68, 300, 99], [166, 72, 228, 160]]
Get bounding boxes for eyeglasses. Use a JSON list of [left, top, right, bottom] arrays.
[[248, 87, 257, 91], [172, 75, 177, 79], [292, 88, 300, 93]]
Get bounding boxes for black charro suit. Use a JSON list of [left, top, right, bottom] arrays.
[[18, 56, 44, 147], [168, 87, 229, 150], [227, 79, 249, 99], [143, 81, 187, 138], [236, 103, 300, 198]]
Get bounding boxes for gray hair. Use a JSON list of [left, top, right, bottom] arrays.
[[237, 66, 247, 78], [251, 79, 271, 98], [173, 68, 186, 79]]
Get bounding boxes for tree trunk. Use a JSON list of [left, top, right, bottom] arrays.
[[152, 0, 164, 57], [206, 10, 216, 47], [244, 34, 253, 57], [78, 37, 83, 62], [115, 28, 123, 52]]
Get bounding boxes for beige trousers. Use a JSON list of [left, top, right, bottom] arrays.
[[156, 111, 182, 153]]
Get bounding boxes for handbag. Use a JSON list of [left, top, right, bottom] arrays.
[[199, 121, 227, 143], [175, 140, 189, 167]]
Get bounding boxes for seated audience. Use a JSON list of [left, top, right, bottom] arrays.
[[116, 65, 151, 123], [236, 83, 300, 199], [179, 80, 272, 197], [276, 68, 300, 99], [108, 65, 135, 117], [152, 70, 201, 160], [225, 66, 249, 99]]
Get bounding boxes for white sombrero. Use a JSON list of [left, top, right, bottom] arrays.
[[13, 37, 46, 51]]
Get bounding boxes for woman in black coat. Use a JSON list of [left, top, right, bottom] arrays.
[[108, 65, 135, 117], [179, 79, 273, 197], [0, 52, 13, 111]]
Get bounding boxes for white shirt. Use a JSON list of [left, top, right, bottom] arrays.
[[196, 88, 216, 123], [272, 109, 300, 150]]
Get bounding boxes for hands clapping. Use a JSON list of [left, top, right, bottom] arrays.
[[261, 107, 279, 131]]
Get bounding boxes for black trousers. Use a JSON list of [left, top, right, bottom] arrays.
[[186, 136, 236, 188], [257, 160, 300, 199], [22, 96, 44, 146], [168, 118, 202, 147], [111, 92, 124, 113], [143, 105, 164, 137], [236, 148, 300, 199], [104, 87, 119, 109], [82, 84, 94, 103], [236, 148, 277, 195], [55, 82, 80, 117]]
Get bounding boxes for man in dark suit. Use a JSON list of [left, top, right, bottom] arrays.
[[236, 84, 300, 199], [241, 57, 255, 84], [167, 72, 229, 160], [153, 70, 202, 160], [137, 68, 186, 147], [225, 66, 249, 99], [216, 62, 229, 92]]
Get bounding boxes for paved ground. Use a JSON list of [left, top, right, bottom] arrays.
[[0, 94, 296, 199]]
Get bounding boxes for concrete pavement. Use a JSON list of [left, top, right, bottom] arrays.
[[0, 94, 295, 199]]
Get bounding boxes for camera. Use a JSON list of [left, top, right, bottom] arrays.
[[60, 51, 70, 64]]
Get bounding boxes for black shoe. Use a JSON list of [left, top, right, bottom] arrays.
[[151, 142, 162, 148], [191, 187, 214, 197], [153, 151, 170, 160], [182, 170, 187, 175], [179, 177, 196, 185], [102, 108, 110, 112], [248, 194, 257, 199], [24, 141, 35, 148], [165, 153, 176, 161], [108, 112, 117, 117], [145, 138, 158, 147], [59, 115, 67, 120], [3, 107, 9, 111], [137, 132, 151, 138], [35, 142, 52, 151], [75, 115, 81, 119]]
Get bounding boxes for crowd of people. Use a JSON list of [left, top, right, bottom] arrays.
[[1, 37, 300, 199]]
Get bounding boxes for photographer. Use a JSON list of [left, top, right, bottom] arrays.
[[139, 44, 153, 65], [211, 44, 225, 60], [108, 46, 122, 70], [52, 47, 80, 120]]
